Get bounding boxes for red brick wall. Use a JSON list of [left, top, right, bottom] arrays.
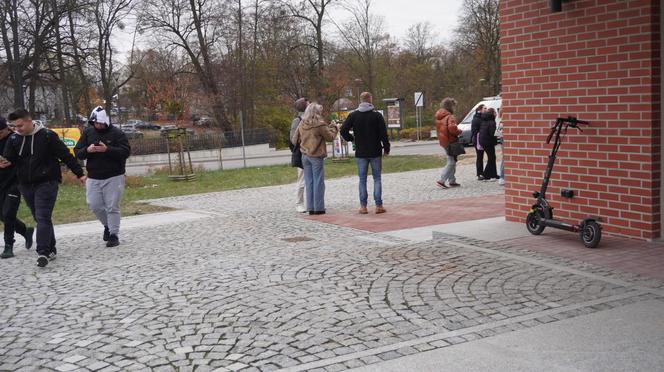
[[500, 0, 661, 239]]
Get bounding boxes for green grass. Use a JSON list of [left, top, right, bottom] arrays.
[[15, 155, 444, 225]]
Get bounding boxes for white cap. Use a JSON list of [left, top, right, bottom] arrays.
[[89, 106, 110, 126]]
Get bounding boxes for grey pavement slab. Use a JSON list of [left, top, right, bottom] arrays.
[[348, 299, 664, 372], [382, 217, 530, 242]]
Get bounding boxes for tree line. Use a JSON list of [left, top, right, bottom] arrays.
[[0, 0, 499, 142]]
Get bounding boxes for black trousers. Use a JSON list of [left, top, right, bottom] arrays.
[[475, 148, 485, 176], [0, 185, 28, 246], [19, 181, 58, 256], [483, 145, 498, 179]]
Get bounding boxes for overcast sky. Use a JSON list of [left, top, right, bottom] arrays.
[[117, 0, 462, 56]]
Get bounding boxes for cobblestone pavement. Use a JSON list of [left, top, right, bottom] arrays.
[[1, 166, 662, 372]]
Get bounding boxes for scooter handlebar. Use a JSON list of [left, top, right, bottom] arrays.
[[558, 116, 589, 126]]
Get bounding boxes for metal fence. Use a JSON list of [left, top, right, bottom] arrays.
[[129, 128, 274, 156]]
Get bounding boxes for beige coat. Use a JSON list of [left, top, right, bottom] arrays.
[[291, 118, 338, 158]]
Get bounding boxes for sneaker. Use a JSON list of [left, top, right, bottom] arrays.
[[436, 181, 448, 189], [37, 255, 49, 267], [47, 251, 57, 261], [498, 178, 505, 186], [449, 182, 461, 187], [375, 206, 386, 214], [313, 211, 326, 215], [477, 175, 485, 181], [24, 227, 34, 249], [103, 226, 110, 242], [106, 234, 120, 248], [359, 206, 368, 214], [1, 245, 14, 259], [296, 205, 307, 213]]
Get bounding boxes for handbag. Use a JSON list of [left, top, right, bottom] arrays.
[[447, 141, 466, 157]]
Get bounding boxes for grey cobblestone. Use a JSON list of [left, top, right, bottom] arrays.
[[1, 167, 661, 371]]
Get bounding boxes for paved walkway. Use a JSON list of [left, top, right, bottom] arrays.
[[0, 164, 662, 372]]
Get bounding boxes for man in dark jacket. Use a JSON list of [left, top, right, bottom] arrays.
[[0, 117, 33, 259], [340, 92, 390, 214], [74, 107, 130, 247], [0, 109, 86, 267]]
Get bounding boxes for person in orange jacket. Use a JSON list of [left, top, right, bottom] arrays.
[[435, 98, 463, 188]]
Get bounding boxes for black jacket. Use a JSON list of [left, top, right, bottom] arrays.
[[470, 112, 483, 146], [479, 112, 497, 148], [2, 125, 84, 185], [340, 109, 390, 158], [0, 135, 17, 192], [74, 124, 130, 180]]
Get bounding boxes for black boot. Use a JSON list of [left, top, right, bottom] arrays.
[[106, 234, 119, 247], [1, 245, 14, 259], [24, 227, 34, 249], [103, 226, 110, 242]]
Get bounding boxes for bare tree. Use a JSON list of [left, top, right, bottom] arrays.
[[333, 0, 387, 93], [281, 0, 335, 99], [405, 22, 437, 63], [455, 0, 500, 94], [91, 0, 138, 116], [140, 0, 233, 130]]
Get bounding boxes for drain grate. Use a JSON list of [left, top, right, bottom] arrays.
[[282, 236, 314, 243]]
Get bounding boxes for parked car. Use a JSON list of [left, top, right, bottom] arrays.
[[130, 120, 161, 130], [160, 125, 194, 137], [122, 127, 144, 139], [193, 116, 214, 127], [457, 95, 502, 146]]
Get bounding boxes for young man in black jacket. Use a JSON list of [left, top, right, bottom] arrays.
[[74, 107, 130, 247], [0, 117, 33, 258], [340, 92, 390, 214], [0, 109, 86, 267]]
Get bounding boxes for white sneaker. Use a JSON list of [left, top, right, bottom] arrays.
[[498, 179, 505, 186], [296, 205, 307, 213]]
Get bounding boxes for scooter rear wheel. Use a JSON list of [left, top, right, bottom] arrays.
[[526, 209, 546, 235], [581, 221, 601, 248]]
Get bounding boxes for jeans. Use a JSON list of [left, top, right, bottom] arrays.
[[302, 155, 326, 212], [483, 145, 498, 179], [0, 185, 28, 246], [357, 157, 382, 207], [19, 181, 59, 256], [499, 144, 505, 179], [440, 154, 457, 184], [86, 175, 125, 235]]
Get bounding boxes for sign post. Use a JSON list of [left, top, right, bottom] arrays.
[[382, 98, 405, 141], [414, 92, 424, 141]]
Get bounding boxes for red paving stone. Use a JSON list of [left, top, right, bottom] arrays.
[[502, 230, 664, 280], [306, 194, 505, 233]]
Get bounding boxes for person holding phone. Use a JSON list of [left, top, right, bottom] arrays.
[[74, 107, 130, 247], [0, 117, 34, 259], [1, 109, 86, 267]]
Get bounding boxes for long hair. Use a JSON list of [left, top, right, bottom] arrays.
[[301, 102, 323, 124], [440, 98, 457, 114]]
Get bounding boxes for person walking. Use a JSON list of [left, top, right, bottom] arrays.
[[479, 108, 499, 180], [291, 103, 338, 215], [74, 107, 130, 247], [471, 104, 487, 180], [288, 98, 309, 213], [0, 109, 86, 267], [340, 92, 390, 214], [496, 112, 505, 186], [435, 98, 463, 188], [0, 117, 33, 258]]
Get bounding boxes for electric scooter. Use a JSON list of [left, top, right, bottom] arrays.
[[526, 116, 602, 248]]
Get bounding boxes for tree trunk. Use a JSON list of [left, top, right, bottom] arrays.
[[53, 0, 70, 125]]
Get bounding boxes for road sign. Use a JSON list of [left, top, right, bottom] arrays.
[[415, 92, 424, 107]]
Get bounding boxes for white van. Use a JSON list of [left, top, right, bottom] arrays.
[[457, 95, 501, 146]]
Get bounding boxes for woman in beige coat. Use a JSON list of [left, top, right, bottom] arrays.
[[291, 103, 338, 215]]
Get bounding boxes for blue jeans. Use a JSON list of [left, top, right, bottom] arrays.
[[19, 181, 59, 256], [357, 157, 382, 207], [440, 155, 457, 184], [302, 155, 326, 212], [499, 144, 505, 179]]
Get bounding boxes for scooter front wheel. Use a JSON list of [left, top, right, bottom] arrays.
[[526, 209, 546, 235], [581, 221, 602, 248]]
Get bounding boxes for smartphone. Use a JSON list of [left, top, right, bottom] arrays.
[[0, 155, 7, 162]]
